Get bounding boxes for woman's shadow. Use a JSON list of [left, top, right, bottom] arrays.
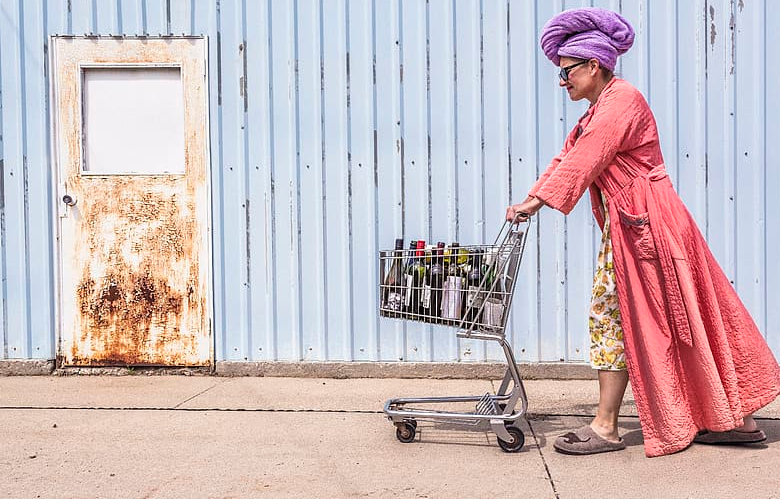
[[530, 407, 779, 451]]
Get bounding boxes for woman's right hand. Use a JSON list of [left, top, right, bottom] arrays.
[[505, 196, 545, 222]]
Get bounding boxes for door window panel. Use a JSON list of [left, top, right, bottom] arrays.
[[82, 67, 185, 175]]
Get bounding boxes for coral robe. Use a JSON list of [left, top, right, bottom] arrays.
[[529, 78, 780, 457]]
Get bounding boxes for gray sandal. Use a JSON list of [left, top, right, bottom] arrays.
[[553, 426, 626, 455], [693, 429, 766, 445]]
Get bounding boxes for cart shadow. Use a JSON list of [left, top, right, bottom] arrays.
[[413, 421, 535, 453]]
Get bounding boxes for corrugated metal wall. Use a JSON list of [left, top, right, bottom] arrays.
[[0, 0, 777, 364]]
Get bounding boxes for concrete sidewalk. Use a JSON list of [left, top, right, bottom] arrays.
[[0, 376, 778, 499]]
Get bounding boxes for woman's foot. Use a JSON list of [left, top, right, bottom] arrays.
[[693, 429, 766, 444], [694, 416, 766, 445], [553, 425, 626, 455]]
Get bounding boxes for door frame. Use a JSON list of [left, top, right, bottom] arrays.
[[48, 35, 214, 367]]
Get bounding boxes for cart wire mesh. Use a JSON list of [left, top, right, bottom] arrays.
[[378, 223, 527, 337]]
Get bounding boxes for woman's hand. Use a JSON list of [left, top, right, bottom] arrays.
[[505, 196, 545, 222]]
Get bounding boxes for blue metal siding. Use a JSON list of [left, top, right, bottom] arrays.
[[767, 0, 780, 357], [0, 0, 778, 363], [0, 0, 56, 359]]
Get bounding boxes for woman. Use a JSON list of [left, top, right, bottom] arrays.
[[506, 7, 780, 457]]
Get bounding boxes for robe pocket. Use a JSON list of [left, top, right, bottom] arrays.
[[618, 208, 658, 260]]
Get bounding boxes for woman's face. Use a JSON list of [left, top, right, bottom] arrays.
[[558, 56, 599, 102]]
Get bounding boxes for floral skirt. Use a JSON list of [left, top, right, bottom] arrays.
[[589, 202, 626, 371]]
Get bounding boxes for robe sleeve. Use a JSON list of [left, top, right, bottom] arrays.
[[528, 115, 584, 195], [529, 83, 642, 215]]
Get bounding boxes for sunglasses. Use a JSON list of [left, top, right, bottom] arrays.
[[559, 60, 589, 81]]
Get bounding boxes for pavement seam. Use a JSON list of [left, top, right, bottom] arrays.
[[0, 406, 384, 413], [527, 418, 561, 499], [2, 405, 778, 420]]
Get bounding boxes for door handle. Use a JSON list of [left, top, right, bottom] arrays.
[[60, 194, 79, 219]]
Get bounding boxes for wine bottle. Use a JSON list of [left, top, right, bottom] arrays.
[[464, 250, 484, 324], [427, 244, 445, 323], [442, 243, 464, 322], [456, 244, 470, 277], [443, 243, 452, 270], [456, 242, 469, 266], [447, 243, 460, 276], [406, 240, 426, 318], [482, 247, 498, 294], [381, 238, 405, 316], [402, 241, 417, 316]]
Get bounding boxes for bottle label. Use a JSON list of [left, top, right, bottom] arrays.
[[405, 275, 413, 307], [387, 292, 403, 311], [440, 281, 450, 315], [422, 284, 432, 309], [442, 276, 463, 319], [466, 286, 484, 309]]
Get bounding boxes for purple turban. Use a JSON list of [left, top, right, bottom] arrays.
[[540, 8, 634, 71]]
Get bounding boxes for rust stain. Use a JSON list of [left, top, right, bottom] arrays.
[[709, 6, 717, 47], [240, 41, 248, 112], [0, 159, 4, 211], [217, 32, 222, 106], [74, 261, 187, 365], [729, 7, 736, 75], [72, 179, 204, 366]]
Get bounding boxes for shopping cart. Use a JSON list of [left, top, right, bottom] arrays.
[[378, 218, 530, 452]]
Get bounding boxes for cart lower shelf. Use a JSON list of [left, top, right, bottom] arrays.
[[383, 334, 529, 453]]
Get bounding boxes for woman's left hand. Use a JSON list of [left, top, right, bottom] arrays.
[[505, 196, 545, 222]]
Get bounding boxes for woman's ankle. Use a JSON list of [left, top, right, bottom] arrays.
[[590, 419, 620, 441], [735, 415, 758, 432]]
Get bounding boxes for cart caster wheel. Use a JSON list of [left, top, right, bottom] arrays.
[[395, 421, 417, 443], [497, 426, 525, 452]]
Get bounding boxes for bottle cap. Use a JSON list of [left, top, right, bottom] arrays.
[[416, 240, 425, 256]]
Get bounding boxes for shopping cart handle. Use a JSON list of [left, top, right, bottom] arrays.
[[512, 211, 530, 223]]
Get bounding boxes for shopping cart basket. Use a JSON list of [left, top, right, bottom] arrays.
[[378, 218, 530, 452]]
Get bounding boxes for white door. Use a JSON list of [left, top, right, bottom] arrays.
[[51, 37, 211, 366]]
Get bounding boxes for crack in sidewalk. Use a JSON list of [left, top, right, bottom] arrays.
[[528, 419, 560, 499], [173, 382, 220, 408]]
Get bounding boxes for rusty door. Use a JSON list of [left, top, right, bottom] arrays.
[[52, 37, 211, 366]]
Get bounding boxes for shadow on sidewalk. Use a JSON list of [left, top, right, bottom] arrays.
[[393, 419, 537, 453], [528, 414, 644, 449]]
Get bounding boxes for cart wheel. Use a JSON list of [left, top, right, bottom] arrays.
[[395, 421, 417, 443], [497, 426, 525, 452]]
